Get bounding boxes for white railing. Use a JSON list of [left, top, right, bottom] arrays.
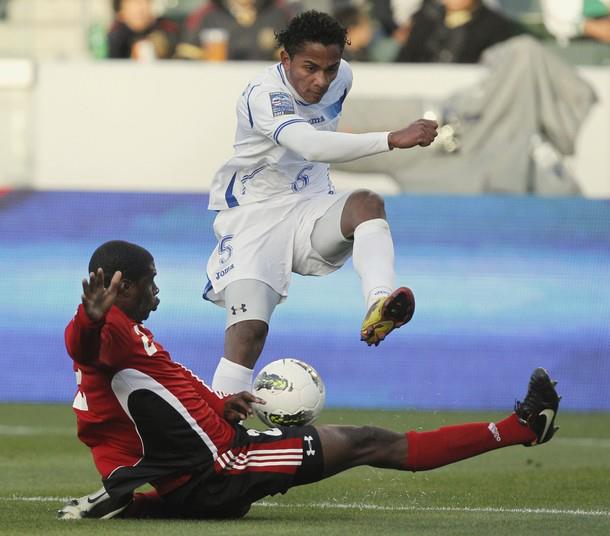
[[1, 59, 609, 196], [0, 58, 34, 187]]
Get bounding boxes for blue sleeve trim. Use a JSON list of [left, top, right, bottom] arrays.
[[272, 118, 308, 145], [246, 84, 261, 128], [224, 172, 239, 208]]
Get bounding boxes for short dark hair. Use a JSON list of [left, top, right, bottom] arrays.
[[275, 10, 349, 57], [113, 0, 151, 13], [88, 240, 153, 286]]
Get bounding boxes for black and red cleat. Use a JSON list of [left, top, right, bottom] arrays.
[[515, 367, 561, 446]]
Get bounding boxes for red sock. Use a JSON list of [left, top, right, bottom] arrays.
[[405, 413, 536, 471], [122, 490, 169, 519]]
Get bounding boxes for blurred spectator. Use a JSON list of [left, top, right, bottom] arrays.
[[366, 0, 422, 62], [299, 0, 335, 12], [108, 0, 179, 59], [336, 36, 597, 195], [0, 0, 7, 20], [177, 1, 294, 61], [371, 0, 422, 37], [395, 0, 522, 63], [541, 0, 610, 46], [333, 4, 374, 61]]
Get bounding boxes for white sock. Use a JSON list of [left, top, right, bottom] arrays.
[[212, 357, 253, 394], [352, 218, 396, 309]]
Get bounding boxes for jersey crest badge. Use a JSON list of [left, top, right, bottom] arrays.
[[269, 92, 295, 117]]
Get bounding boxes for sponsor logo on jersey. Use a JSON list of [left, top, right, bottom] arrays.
[[269, 91, 295, 117], [216, 263, 235, 280], [308, 115, 325, 125]]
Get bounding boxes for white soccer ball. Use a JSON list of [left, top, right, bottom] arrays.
[[252, 358, 325, 427]]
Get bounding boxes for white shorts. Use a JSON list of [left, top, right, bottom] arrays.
[[204, 192, 352, 306]]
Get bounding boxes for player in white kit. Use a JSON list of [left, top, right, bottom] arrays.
[[204, 10, 438, 394]]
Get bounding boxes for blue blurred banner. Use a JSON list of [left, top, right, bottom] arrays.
[[1, 191, 609, 410]]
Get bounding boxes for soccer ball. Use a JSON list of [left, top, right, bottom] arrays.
[[252, 358, 325, 427]]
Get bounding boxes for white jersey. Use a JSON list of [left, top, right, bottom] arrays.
[[208, 60, 354, 210]]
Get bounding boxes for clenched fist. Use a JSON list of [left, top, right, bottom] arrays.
[[388, 119, 439, 149]]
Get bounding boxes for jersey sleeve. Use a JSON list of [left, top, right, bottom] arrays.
[[65, 305, 134, 369], [179, 365, 227, 417], [246, 84, 309, 143], [277, 121, 390, 163], [65, 305, 105, 364]]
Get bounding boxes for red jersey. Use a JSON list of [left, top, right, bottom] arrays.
[[65, 304, 236, 495]]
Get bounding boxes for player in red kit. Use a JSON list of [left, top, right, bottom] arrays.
[[59, 240, 561, 520]]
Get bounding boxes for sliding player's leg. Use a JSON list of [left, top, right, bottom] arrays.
[[311, 189, 415, 347], [60, 411, 536, 521], [317, 414, 536, 475], [58, 368, 560, 520], [212, 279, 281, 393], [317, 368, 560, 476]]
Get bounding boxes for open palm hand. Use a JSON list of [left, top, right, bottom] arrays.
[[81, 268, 122, 322]]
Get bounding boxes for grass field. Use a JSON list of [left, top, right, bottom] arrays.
[[1, 404, 609, 535]]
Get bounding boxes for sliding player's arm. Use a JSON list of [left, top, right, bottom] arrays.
[[65, 269, 125, 366], [181, 366, 264, 423]]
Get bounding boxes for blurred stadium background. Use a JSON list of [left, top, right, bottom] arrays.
[[0, 0, 609, 415]]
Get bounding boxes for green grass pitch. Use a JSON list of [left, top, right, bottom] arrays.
[[1, 404, 609, 535]]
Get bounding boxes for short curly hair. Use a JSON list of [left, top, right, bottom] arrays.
[[276, 10, 349, 57], [89, 240, 154, 287]]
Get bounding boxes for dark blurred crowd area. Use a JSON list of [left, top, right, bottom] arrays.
[[101, 0, 610, 63]]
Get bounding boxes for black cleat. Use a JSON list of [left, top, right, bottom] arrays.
[[57, 487, 132, 520], [515, 367, 561, 446]]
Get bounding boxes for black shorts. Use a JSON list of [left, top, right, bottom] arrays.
[[162, 425, 324, 518]]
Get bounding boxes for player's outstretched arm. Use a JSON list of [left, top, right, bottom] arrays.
[[277, 118, 438, 163], [81, 268, 122, 322], [223, 392, 266, 423], [388, 119, 439, 149]]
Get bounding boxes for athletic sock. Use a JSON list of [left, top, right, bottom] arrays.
[[123, 490, 183, 519], [212, 356, 253, 394], [123, 490, 162, 518], [404, 413, 537, 471], [352, 218, 396, 309]]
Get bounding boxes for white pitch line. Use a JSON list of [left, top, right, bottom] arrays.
[[255, 501, 610, 517], [2, 497, 609, 517], [0, 425, 72, 436], [1, 496, 69, 502]]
